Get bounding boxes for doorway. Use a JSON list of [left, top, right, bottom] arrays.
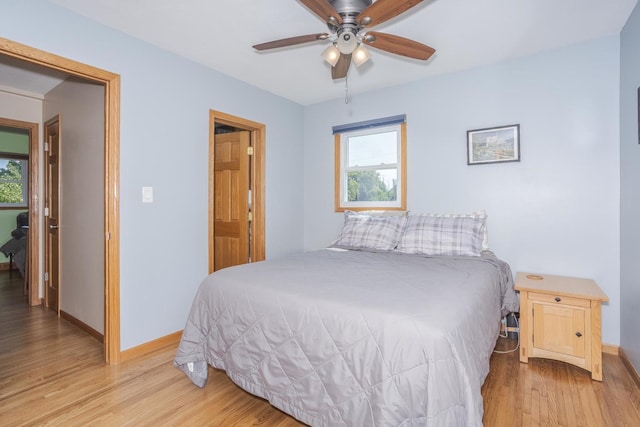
[[209, 110, 265, 273], [0, 37, 121, 363], [0, 118, 38, 305]]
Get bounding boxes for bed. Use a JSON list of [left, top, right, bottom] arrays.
[[174, 211, 519, 426]]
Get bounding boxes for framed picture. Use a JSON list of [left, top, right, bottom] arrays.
[[467, 124, 520, 165]]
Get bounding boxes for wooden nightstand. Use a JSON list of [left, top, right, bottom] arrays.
[[515, 272, 608, 381]]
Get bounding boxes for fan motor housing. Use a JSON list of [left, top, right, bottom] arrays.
[[329, 0, 372, 16]]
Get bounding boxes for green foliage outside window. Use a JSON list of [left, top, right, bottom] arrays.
[[0, 160, 24, 204], [347, 170, 397, 202]]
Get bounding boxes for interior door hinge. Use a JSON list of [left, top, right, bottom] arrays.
[[247, 146, 254, 156], [44, 272, 49, 282], [44, 207, 49, 217], [44, 142, 49, 152], [248, 211, 253, 222]]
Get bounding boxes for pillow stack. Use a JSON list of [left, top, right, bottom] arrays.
[[332, 210, 488, 257]]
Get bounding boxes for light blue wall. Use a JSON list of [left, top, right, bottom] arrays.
[[620, 2, 640, 373], [304, 37, 621, 345], [1, 0, 305, 350]]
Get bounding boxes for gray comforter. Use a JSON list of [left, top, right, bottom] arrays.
[[174, 249, 519, 426]]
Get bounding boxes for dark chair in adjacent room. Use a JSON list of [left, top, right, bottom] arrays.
[[0, 211, 29, 278]]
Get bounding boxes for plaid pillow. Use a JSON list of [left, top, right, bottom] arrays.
[[398, 213, 486, 256], [332, 211, 407, 251]]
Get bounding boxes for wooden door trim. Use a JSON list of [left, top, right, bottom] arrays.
[[209, 110, 265, 274], [0, 117, 39, 306], [0, 37, 121, 364]]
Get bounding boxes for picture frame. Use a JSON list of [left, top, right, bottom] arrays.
[[467, 124, 520, 165]]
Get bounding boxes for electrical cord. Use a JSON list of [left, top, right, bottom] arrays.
[[493, 312, 520, 354], [498, 322, 508, 339]]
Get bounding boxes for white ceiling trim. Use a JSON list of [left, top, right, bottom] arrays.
[[0, 84, 45, 101]]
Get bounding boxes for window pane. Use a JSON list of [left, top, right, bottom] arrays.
[[0, 159, 25, 204], [0, 183, 24, 203], [347, 169, 397, 202], [348, 131, 397, 167]]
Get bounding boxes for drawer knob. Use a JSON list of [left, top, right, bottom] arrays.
[[576, 332, 583, 338], [554, 297, 561, 302]]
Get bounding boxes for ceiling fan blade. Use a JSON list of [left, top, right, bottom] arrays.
[[357, 0, 423, 27], [332, 53, 352, 80], [253, 33, 329, 51], [363, 31, 435, 60], [299, 0, 343, 25]]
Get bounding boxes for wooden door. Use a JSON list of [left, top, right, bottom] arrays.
[[213, 131, 250, 271], [44, 116, 61, 313]]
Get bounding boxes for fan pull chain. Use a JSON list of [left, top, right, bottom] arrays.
[[344, 74, 350, 104]]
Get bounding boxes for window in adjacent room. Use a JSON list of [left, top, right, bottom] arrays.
[[334, 115, 407, 211], [0, 155, 28, 208]]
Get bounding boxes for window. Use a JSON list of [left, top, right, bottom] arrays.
[[0, 155, 28, 208], [334, 115, 407, 211]]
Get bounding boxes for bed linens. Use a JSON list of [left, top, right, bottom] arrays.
[[174, 249, 519, 426]]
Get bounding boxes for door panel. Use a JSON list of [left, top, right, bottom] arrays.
[[533, 303, 586, 357], [213, 131, 250, 271], [44, 116, 61, 313]]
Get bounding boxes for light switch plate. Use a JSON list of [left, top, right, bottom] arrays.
[[142, 186, 153, 203]]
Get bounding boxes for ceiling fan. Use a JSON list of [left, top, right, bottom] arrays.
[[252, 0, 435, 80]]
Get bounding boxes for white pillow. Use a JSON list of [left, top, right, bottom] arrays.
[[332, 211, 407, 251], [397, 211, 487, 257]]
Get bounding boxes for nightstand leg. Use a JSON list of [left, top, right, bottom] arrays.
[[591, 301, 603, 381], [519, 291, 529, 363]]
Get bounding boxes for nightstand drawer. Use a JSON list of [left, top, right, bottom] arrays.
[[528, 292, 591, 308]]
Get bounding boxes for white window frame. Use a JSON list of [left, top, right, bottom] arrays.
[[334, 122, 407, 212], [0, 156, 28, 208]]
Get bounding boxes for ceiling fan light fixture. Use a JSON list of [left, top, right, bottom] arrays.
[[337, 31, 358, 54], [321, 44, 341, 67], [353, 45, 371, 67]]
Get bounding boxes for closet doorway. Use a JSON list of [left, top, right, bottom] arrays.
[[209, 110, 265, 272]]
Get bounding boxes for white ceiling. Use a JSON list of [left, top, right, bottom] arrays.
[[0, 55, 68, 98], [3, 0, 638, 105]]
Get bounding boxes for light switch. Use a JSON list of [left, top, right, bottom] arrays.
[[142, 186, 153, 203]]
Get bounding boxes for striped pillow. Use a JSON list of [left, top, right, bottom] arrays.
[[332, 211, 407, 251], [398, 212, 486, 256]]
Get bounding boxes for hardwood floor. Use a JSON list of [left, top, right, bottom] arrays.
[[486, 338, 640, 426], [1, 271, 639, 426]]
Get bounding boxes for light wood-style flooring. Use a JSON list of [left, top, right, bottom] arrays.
[[1, 271, 639, 426]]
